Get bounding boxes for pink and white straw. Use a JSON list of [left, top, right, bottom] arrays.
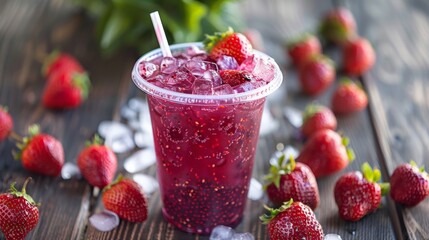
[[150, 11, 172, 57]]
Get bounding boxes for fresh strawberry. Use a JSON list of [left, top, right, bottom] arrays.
[[390, 161, 429, 207], [332, 79, 368, 114], [102, 176, 148, 222], [42, 51, 84, 78], [265, 155, 320, 210], [15, 125, 64, 176], [297, 129, 354, 178], [0, 106, 13, 142], [0, 178, 39, 240], [77, 135, 117, 189], [219, 69, 253, 87], [301, 103, 337, 138], [299, 54, 335, 96], [260, 199, 324, 240], [334, 163, 390, 221], [42, 69, 90, 109], [343, 37, 376, 76], [287, 33, 321, 68], [319, 7, 357, 44], [204, 28, 253, 64]]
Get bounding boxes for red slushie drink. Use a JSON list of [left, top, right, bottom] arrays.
[[132, 31, 282, 235]]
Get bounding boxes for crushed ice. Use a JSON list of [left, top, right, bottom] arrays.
[[210, 225, 255, 240], [89, 210, 119, 232], [283, 106, 303, 128]]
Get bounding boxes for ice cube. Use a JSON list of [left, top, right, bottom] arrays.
[[324, 234, 343, 240], [139, 107, 153, 134], [128, 98, 146, 112], [192, 53, 210, 61], [192, 79, 214, 95], [165, 70, 195, 85], [160, 57, 178, 74], [202, 70, 222, 86], [239, 55, 276, 82], [89, 210, 119, 232], [61, 162, 81, 180], [217, 55, 239, 70], [138, 61, 158, 78], [213, 84, 234, 95], [186, 60, 218, 77], [232, 232, 255, 240], [210, 225, 235, 240], [134, 131, 154, 148], [248, 178, 263, 201], [124, 149, 156, 173], [121, 105, 137, 121], [133, 173, 159, 195], [233, 81, 265, 93], [98, 121, 132, 139], [283, 106, 303, 128], [260, 107, 279, 136]]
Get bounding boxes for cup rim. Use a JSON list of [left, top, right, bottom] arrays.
[[132, 42, 283, 105]]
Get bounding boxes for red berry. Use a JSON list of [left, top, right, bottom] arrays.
[[287, 34, 321, 68], [297, 129, 354, 178], [334, 163, 389, 221], [0, 179, 39, 240], [77, 135, 117, 189], [43, 51, 84, 78], [343, 37, 375, 76], [219, 69, 253, 87], [204, 28, 253, 64], [390, 161, 429, 207], [319, 7, 357, 44], [261, 199, 324, 240], [102, 176, 148, 222], [16, 125, 64, 176], [265, 155, 320, 210], [332, 79, 368, 114], [299, 55, 335, 96], [42, 70, 90, 109], [0, 106, 13, 141], [301, 104, 337, 138]]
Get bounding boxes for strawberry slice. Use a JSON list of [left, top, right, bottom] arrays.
[[219, 69, 253, 87], [204, 28, 253, 64]]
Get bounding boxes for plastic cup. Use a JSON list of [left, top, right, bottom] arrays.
[[132, 43, 282, 235]]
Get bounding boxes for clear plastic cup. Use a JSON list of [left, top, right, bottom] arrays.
[[132, 43, 282, 235]]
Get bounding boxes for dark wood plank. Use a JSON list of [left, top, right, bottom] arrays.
[[0, 0, 135, 239], [347, 0, 429, 239]]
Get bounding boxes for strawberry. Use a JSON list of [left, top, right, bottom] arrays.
[[42, 69, 90, 109], [332, 79, 368, 114], [77, 135, 117, 189], [219, 69, 253, 87], [15, 125, 64, 176], [343, 37, 376, 76], [204, 28, 253, 64], [0, 106, 13, 142], [265, 155, 320, 210], [299, 54, 335, 96], [334, 163, 390, 221], [390, 161, 429, 207], [301, 103, 337, 138], [102, 176, 148, 222], [319, 7, 357, 44], [297, 129, 355, 178], [42, 51, 84, 78], [287, 33, 321, 68], [260, 199, 324, 240], [0, 178, 39, 240]]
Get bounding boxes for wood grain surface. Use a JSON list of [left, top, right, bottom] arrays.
[[1, 0, 428, 239]]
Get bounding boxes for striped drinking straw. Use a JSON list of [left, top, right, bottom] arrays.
[[150, 11, 172, 58]]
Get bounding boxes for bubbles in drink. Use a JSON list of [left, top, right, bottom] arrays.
[[160, 57, 178, 74], [217, 55, 239, 70]]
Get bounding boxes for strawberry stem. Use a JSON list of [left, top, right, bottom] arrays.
[[42, 50, 60, 76], [264, 154, 296, 189], [72, 72, 91, 100], [260, 199, 293, 224], [341, 136, 355, 162], [102, 174, 123, 192], [379, 183, 390, 196], [9, 178, 39, 206], [86, 134, 104, 147], [203, 27, 234, 53]]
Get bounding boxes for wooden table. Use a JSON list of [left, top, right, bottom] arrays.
[[1, 0, 429, 239]]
